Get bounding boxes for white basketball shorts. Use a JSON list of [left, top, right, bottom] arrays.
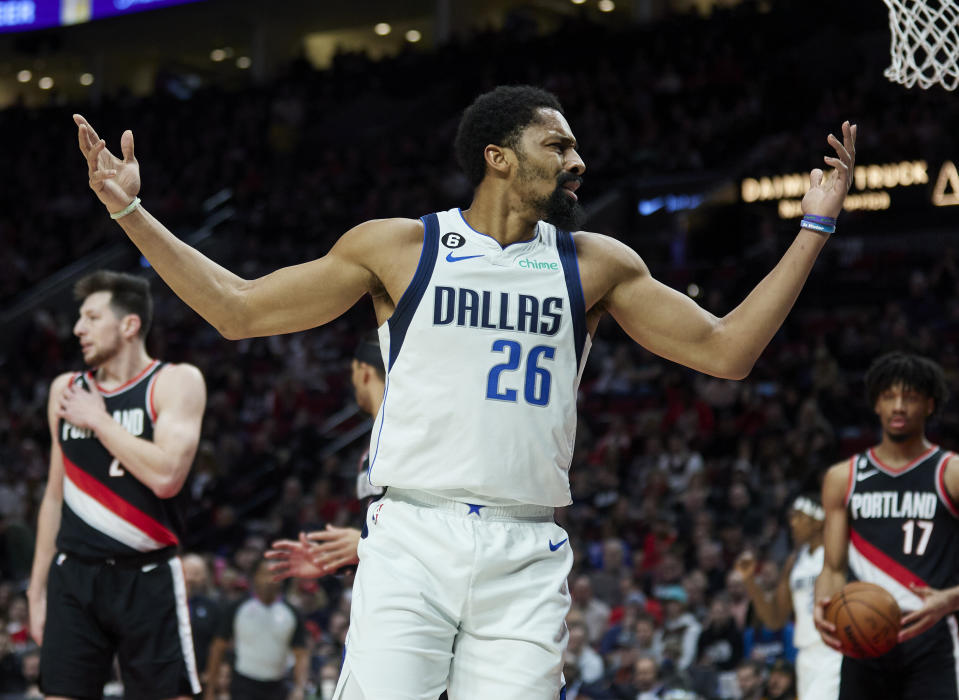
[[332, 487, 574, 700], [797, 641, 842, 700]]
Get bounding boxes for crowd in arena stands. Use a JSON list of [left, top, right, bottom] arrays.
[[3, 0, 959, 697]]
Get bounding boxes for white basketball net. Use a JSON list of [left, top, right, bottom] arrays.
[[883, 0, 959, 90]]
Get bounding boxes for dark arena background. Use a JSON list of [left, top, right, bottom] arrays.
[[2, 0, 958, 697]]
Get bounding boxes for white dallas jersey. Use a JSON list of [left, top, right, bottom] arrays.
[[368, 208, 592, 506], [790, 543, 825, 648]]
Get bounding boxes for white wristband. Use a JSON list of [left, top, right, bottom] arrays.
[[110, 196, 141, 220]]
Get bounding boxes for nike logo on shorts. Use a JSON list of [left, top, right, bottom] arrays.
[[549, 538, 568, 551], [446, 252, 483, 263]]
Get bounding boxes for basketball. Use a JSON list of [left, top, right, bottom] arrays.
[[825, 582, 901, 658]]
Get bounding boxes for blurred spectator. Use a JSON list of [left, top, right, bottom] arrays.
[[590, 538, 628, 607], [762, 659, 797, 700], [735, 660, 766, 700], [571, 576, 612, 645], [635, 654, 667, 700], [652, 585, 701, 671], [0, 629, 25, 695], [565, 619, 605, 685], [696, 593, 743, 672]]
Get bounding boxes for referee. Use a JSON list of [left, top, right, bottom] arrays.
[[204, 556, 309, 700]]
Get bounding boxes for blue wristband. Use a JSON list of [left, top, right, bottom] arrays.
[[803, 214, 837, 226], [800, 217, 836, 234]]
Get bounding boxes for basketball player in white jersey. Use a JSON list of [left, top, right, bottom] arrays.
[[72, 86, 856, 700], [735, 493, 841, 699]]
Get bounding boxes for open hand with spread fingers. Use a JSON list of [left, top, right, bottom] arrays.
[[265, 531, 327, 581], [801, 121, 857, 220], [898, 584, 959, 643], [74, 114, 140, 214]]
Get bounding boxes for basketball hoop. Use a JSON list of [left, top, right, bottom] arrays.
[[883, 0, 959, 91]]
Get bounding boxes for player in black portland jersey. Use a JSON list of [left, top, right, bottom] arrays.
[[266, 331, 385, 580], [26, 270, 206, 700], [814, 353, 959, 700]]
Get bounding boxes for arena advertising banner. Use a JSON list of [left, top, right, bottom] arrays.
[[0, 0, 202, 32]]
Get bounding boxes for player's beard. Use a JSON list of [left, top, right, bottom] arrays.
[[81, 336, 121, 368], [517, 156, 586, 231], [540, 173, 586, 231]]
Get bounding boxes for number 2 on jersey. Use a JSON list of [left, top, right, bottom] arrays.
[[109, 458, 125, 478], [486, 340, 555, 406]]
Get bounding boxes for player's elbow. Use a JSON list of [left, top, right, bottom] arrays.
[[211, 286, 257, 340], [704, 355, 754, 381], [151, 471, 187, 499]]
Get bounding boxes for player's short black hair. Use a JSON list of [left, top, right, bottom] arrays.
[[354, 330, 385, 379], [864, 352, 949, 415], [454, 85, 564, 187], [74, 269, 153, 339]]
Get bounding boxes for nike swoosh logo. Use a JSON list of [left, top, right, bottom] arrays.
[[857, 469, 880, 482], [446, 252, 484, 263], [549, 538, 568, 552]]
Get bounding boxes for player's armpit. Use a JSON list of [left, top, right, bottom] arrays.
[[225, 217, 423, 339], [577, 232, 742, 379]]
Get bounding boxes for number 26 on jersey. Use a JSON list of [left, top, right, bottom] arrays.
[[486, 339, 555, 407]]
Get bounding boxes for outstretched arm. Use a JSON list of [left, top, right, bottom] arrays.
[[814, 460, 851, 650], [73, 115, 413, 339], [735, 550, 795, 630], [594, 122, 856, 379]]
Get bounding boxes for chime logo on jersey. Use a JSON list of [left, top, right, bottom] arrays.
[[433, 286, 564, 336], [61, 408, 145, 441], [848, 490, 937, 520]]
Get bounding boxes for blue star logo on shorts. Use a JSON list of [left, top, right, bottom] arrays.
[[467, 504, 485, 516]]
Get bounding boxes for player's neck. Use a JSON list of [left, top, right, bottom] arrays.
[[807, 531, 824, 552], [873, 434, 934, 470], [91, 345, 154, 390], [461, 192, 539, 248]]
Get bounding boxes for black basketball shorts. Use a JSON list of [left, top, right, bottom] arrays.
[[839, 615, 959, 700], [40, 551, 202, 699]]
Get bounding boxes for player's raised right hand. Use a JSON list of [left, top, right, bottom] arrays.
[[74, 114, 140, 214]]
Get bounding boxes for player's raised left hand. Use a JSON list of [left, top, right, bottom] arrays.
[[74, 114, 140, 214], [801, 121, 857, 220], [898, 584, 959, 642]]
